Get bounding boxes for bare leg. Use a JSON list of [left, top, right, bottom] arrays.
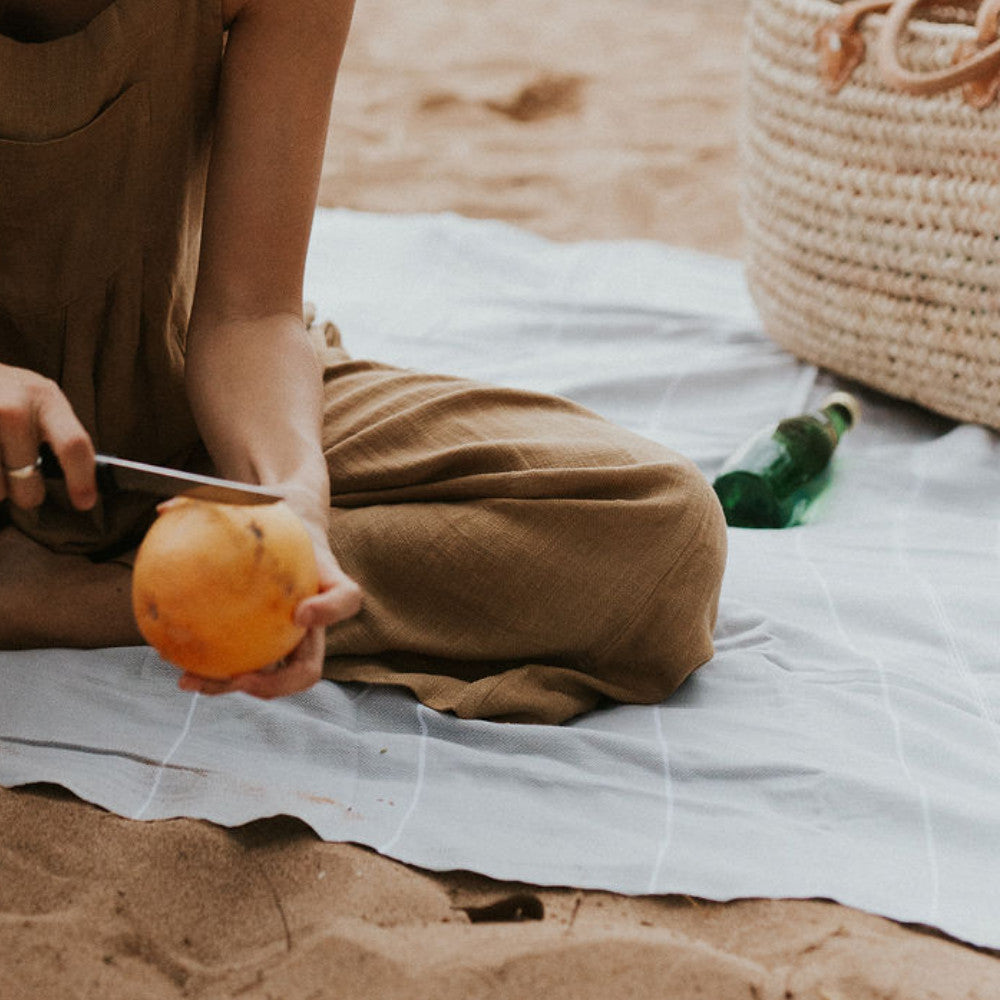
[[0, 525, 140, 649]]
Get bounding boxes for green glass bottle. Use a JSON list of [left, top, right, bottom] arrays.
[[712, 391, 860, 528]]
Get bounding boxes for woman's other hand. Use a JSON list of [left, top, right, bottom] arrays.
[[177, 499, 362, 700], [0, 364, 96, 511]]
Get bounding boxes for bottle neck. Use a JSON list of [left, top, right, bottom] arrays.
[[819, 402, 853, 444]]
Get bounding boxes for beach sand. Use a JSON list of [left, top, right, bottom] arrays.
[[3, 1, 999, 997]]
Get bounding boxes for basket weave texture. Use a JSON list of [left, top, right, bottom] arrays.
[[742, 0, 1000, 428]]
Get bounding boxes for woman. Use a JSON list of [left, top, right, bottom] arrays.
[[0, 0, 726, 723]]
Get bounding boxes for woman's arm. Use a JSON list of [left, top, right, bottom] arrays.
[[181, 0, 361, 698]]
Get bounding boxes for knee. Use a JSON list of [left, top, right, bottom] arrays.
[[587, 458, 728, 705]]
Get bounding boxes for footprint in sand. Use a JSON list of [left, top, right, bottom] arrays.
[[418, 73, 585, 123], [484, 72, 586, 122]]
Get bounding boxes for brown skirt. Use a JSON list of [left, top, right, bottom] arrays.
[[313, 325, 727, 724]]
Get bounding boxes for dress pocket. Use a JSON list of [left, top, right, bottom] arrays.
[[0, 82, 150, 314]]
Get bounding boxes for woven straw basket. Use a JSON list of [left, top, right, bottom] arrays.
[[742, 0, 1000, 428]]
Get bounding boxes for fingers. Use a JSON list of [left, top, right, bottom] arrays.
[[288, 538, 363, 630], [0, 367, 96, 511], [235, 628, 325, 699], [1, 453, 45, 510], [40, 413, 97, 512], [0, 377, 46, 510], [178, 626, 326, 700], [294, 570, 362, 629]]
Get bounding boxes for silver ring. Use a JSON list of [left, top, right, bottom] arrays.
[[3, 457, 42, 481]]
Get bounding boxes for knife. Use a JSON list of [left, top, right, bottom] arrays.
[[37, 443, 284, 506]]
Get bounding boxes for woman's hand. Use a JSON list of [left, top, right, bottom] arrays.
[[0, 364, 96, 512], [177, 499, 363, 699]]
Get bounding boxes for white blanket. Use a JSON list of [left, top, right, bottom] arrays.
[[2, 209, 998, 950]]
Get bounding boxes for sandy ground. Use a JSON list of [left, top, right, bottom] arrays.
[[321, 0, 746, 255], [3, 1, 1000, 997]]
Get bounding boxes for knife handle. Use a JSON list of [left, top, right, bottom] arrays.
[[38, 443, 118, 494]]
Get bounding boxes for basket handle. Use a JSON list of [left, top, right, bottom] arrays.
[[816, 1, 893, 93], [877, 0, 1000, 101], [816, 0, 1000, 105]]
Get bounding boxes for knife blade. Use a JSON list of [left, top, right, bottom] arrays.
[[37, 443, 284, 506]]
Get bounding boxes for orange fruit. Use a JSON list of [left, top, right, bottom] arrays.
[[131, 497, 320, 679]]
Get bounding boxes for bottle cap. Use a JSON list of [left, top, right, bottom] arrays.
[[821, 391, 861, 429]]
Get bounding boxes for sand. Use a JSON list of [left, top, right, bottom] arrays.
[[322, 0, 745, 254], [3, 1, 999, 997]]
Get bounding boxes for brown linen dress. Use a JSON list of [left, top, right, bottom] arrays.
[[0, 0, 218, 555], [0, 0, 727, 723]]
